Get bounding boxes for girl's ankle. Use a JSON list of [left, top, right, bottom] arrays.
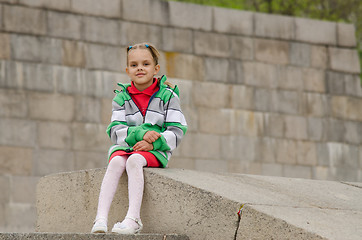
[[94, 218, 107, 224], [121, 217, 139, 228]]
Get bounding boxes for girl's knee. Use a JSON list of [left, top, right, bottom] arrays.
[[126, 154, 147, 170], [108, 156, 127, 171]]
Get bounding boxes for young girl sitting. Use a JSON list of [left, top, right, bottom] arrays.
[[91, 43, 187, 234]]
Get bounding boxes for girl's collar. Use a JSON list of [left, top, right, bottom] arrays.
[[128, 78, 159, 96], [116, 75, 173, 94]]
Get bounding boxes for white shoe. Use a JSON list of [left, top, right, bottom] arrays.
[[111, 216, 143, 234], [91, 218, 107, 233]]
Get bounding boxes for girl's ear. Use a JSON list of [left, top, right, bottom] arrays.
[[154, 64, 160, 75], [126, 67, 133, 79]]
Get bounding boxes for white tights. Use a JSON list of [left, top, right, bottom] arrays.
[[95, 154, 147, 227]]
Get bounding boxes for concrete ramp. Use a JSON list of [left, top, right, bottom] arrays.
[[36, 168, 362, 240]]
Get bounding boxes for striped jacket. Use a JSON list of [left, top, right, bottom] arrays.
[[106, 75, 187, 167]]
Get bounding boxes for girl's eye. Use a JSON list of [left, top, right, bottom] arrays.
[[131, 64, 137, 67], [144, 63, 149, 66]]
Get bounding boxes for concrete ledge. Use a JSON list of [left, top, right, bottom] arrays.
[[36, 168, 362, 240], [0, 233, 188, 240], [36, 168, 239, 239]]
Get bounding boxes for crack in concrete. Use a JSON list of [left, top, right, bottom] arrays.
[[247, 203, 359, 212], [234, 204, 244, 240], [341, 182, 362, 189], [233, 215, 241, 240]]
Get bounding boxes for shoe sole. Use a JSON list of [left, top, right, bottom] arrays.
[[111, 228, 142, 235], [91, 227, 107, 233]]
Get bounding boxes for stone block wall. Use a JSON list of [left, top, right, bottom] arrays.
[[0, 0, 361, 232]]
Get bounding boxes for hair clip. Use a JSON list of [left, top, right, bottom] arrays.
[[128, 45, 133, 50], [145, 44, 149, 48]]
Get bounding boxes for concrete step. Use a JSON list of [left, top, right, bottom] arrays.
[[0, 233, 189, 240], [37, 168, 362, 240]]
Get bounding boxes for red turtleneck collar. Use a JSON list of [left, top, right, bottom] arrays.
[[127, 78, 160, 116], [128, 78, 159, 96]]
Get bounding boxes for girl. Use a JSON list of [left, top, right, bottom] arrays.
[[91, 43, 187, 234]]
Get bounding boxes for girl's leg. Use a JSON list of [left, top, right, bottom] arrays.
[[115, 153, 147, 230], [94, 155, 127, 222]]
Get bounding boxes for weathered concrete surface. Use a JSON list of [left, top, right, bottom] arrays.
[[37, 168, 239, 240], [37, 168, 362, 240], [0, 233, 188, 240]]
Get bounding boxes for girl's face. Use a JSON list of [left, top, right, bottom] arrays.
[[126, 48, 160, 91]]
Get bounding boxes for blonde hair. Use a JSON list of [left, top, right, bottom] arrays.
[[126, 43, 173, 88], [127, 42, 160, 65]]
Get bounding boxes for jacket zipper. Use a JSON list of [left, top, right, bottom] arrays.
[[126, 89, 160, 124], [143, 90, 159, 123]]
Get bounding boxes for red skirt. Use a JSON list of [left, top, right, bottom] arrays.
[[109, 150, 161, 168]]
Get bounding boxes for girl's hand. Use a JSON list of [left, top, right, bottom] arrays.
[[133, 140, 153, 152], [143, 131, 161, 143]]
